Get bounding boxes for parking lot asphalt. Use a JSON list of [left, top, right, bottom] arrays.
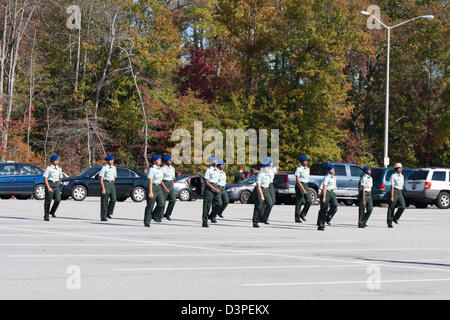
[[0, 198, 449, 300]]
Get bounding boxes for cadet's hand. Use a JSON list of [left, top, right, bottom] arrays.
[[48, 187, 53, 193], [322, 197, 326, 203], [390, 196, 394, 203], [149, 192, 154, 198], [362, 200, 366, 205], [215, 188, 221, 194], [164, 188, 170, 194], [101, 188, 106, 195], [261, 196, 265, 202]]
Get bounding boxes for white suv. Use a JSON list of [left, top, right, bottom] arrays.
[[404, 168, 450, 209]]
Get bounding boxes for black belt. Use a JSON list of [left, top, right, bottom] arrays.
[[163, 180, 174, 182], [152, 183, 161, 186], [105, 180, 114, 183]]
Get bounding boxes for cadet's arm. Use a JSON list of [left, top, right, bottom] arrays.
[[206, 179, 220, 193], [390, 182, 394, 202], [100, 176, 105, 194], [162, 181, 169, 193], [257, 183, 264, 201], [148, 178, 153, 198], [296, 176, 306, 193], [362, 185, 366, 204], [322, 184, 327, 203], [44, 177, 53, 193]]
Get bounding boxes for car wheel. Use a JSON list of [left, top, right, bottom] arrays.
[[344, 199, 354, 206], [309, 188, 318, 205], [436, 191, 450, 209], [179, 189, 191, 201], [131, 186, 146, 202], [33, 184, 46, 200], [239, 190, 251, 204], [72, 185, 87, 201]]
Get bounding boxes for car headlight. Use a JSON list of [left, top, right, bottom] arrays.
[[227, 187, 236, 192], [62, 181, 70, 186]]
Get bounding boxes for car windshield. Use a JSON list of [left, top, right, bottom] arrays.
[[241, 176, 257, 184]]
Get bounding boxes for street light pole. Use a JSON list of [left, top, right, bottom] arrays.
[[360, 11, 434, 167]]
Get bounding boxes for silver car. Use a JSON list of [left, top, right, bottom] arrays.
[[173, 174, 206, 201]]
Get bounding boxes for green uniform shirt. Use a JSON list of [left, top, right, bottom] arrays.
[[257, 170, 272, 188], [205, 166, 220, 184], [390, 172, 404, 190], [359, 174, 373, 191], [217, 169, 227, 187], [147, 165, 163, 184], [99, 164, 117, 181], [321, 173, 337, 191], [294, 165, 310, 183], [162, 164, 176, 181], [43, 165, 63, 182]]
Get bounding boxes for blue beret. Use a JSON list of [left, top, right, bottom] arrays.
[[261, 162, 271, 168], [265, 157, 273, 163], [207, 156, 217, 163], [50, 154, 59, 162], [300, 155, 308, 162], [217, 160, 225, 165], [105, 154, 114, 161], [325, 163, 334, 171], [163, 155, 172, 161], [363, 166, 371, 172], [152, 154, 162, 161]]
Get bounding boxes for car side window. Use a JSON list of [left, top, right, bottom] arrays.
[[117, 168, 130, 178], [20, 165, 38, 175], [432, 171, 446, 182], [334, 165, 347, 176], [350, 166, 363, 177], [0, 164, 18, 176]]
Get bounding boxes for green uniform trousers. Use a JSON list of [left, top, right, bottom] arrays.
[[387, 189, 406, 226], [317, 190, 338, 228], [358, 191, 373, 227], [100, 181, 116, 220], [44, 181, 61, 218], [144, 184, 165, 224], [261, 183, 275, 222], [295, 182, 312, 220], [202, 184, 221, 224], [253, 187, 273, 224], [163, 181, 176, 217], [211, 186, 229, 218]]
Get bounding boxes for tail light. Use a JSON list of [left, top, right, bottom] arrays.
[[285, 176, 290, 185], [424, 182, 431, 189], [379, 183, 386, 191]]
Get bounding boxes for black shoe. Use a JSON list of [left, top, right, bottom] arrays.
[[263, 221, 269, 225], [144, 223, 150, 227], [101, 218, 108, 222], [326, 220, 331, 226], [318, 227, 325, 231], [51, 214, 56, 218], [358, 225, 365, 228], [253, 224, 260, 228], [300, 216, 307, 222], [165, 215, 172, 221], [107, 215, 112, 219], [295, 219, 302, 223], [388, 224, 393, 228], [393, 219, 398, 224], [202, 223, 209, 228], [211, 218, 217, 223], [218, 214, 224, 218], [44, 216, 50, 221]]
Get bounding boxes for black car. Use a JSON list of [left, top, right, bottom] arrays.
[[61, 166, 148, 202]]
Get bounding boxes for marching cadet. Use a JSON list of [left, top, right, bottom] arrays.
[[144, 155, 165, 227], [252, 162, 273, 228], [261, 156, 275, 224], [317, 163, 338, 231], [99, 154, 117, 221], [211, 160, 229, 219], [43, 154, 63, 221], [203, 156, 221, 227], [294, 155, 312, 223], [162, 155, 177, 221], [358, 166, 373, 228], [387, 163, 406, 228]]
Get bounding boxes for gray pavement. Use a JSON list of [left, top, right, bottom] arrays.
[[0, 198, 449, 300]]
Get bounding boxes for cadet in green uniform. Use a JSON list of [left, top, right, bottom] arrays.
[[203, 156, 221, 227], [358, 166, 373, 228], [261, 157, 275, 224], [162, 155, 177, 221], [294, 155, 312, 223], [253, 162, 273, 228], [387, 163, 406, 228], [43, 154, 63, 221], [317, 163, 338, 231], [144, 155, 165, 227], [211, 160, 229, 219], [99, 154, 117, 221]]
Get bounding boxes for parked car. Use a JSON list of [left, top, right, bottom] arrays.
[[273, 172, 320, 205], [404, 168, 450, 209], [226, 175, 258, 203], [371, 167, 415, 205], [61, 166, 147, 202], [308, 162, 364, 205], [0, 162, 49, 200], [174, 174, 206, 201]]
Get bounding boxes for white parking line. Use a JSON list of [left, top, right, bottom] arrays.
[[243, 278, 450, 287]]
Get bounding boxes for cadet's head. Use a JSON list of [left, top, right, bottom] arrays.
[[325, 163, 334, 175], [261, 162, 270, 172], [363, 166, 371, 175], [300, 155, 308, 166], [265, 157, 273, 166], [218, 160, 225, 170], [152, 154, 162, 166], [104, 154, 114, 165], [163, 155, 172, 166], [394, 163, 402, 173], [208, 156, 218, 166], [50, 154, 59, 166]]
